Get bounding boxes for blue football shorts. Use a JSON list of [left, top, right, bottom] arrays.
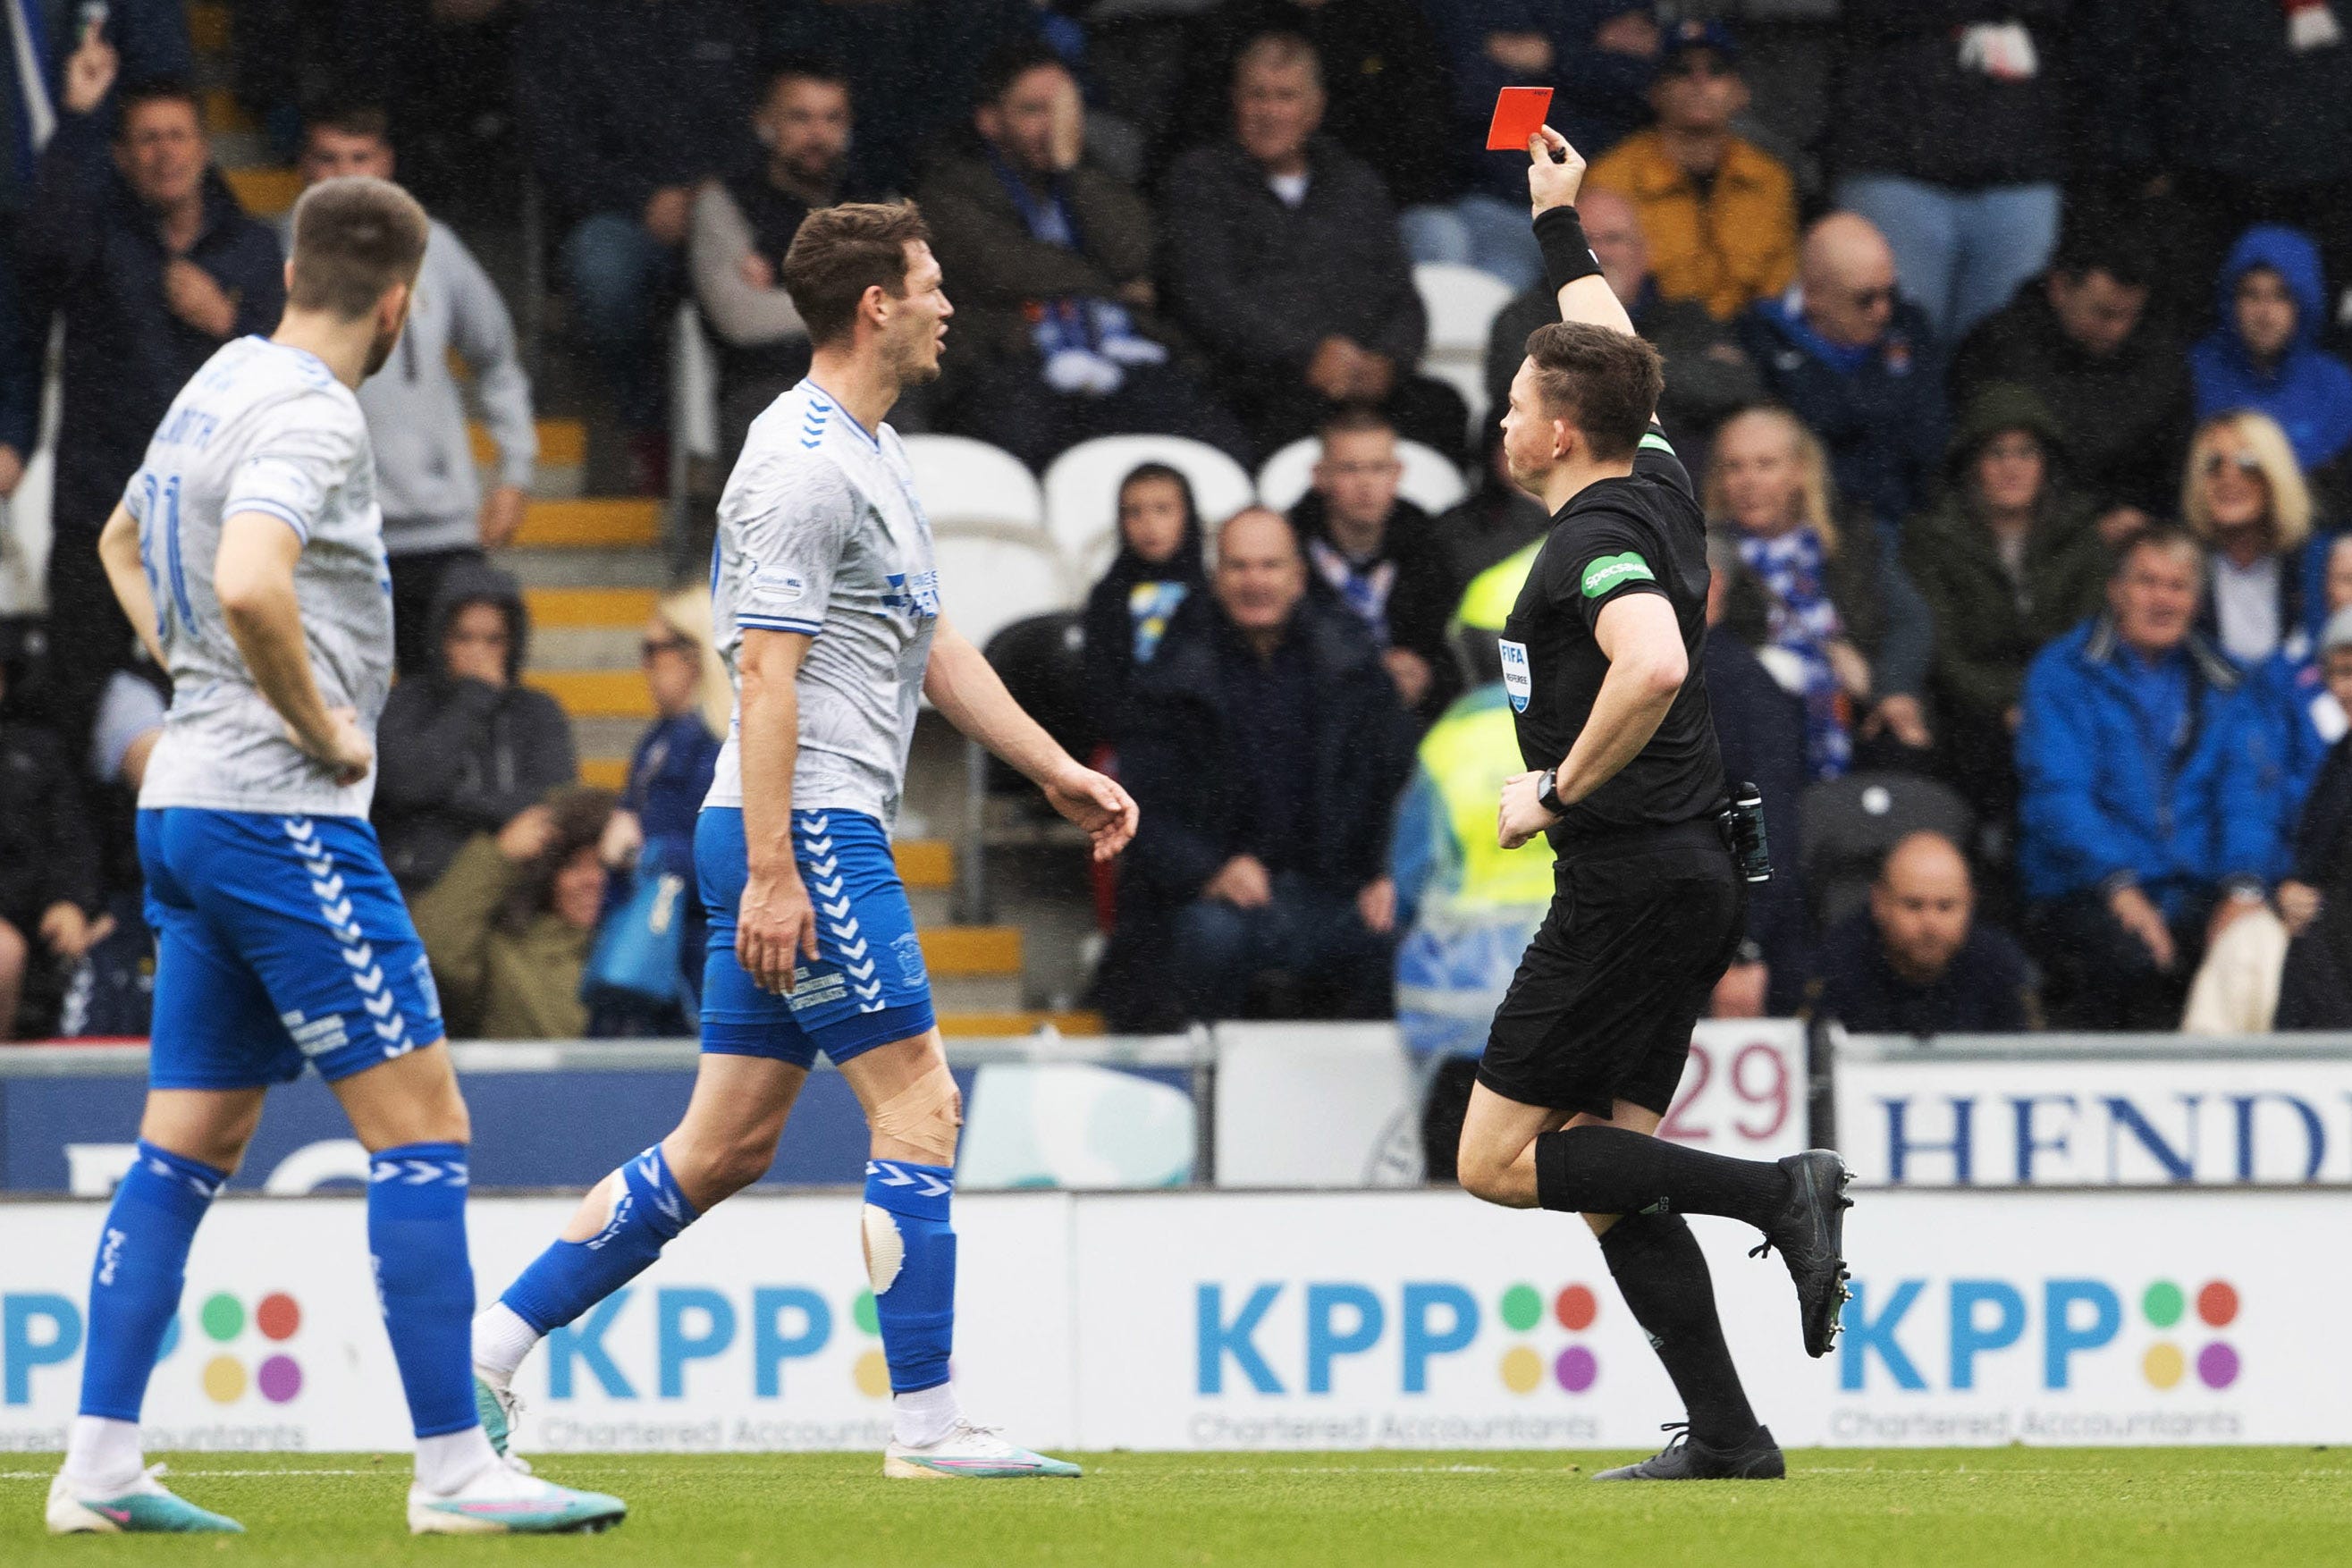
[[138, 808, 446, 1090], [696, 805, 936, 1067]]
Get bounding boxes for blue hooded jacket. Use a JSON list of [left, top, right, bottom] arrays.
[[2016, 617, 2289, 907], [2189, 225, 2352, 473]]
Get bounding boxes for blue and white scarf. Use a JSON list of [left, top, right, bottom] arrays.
[[1737, 526, 1851, 780]]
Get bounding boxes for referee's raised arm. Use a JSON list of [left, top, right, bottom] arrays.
[[1522, 126, 1642, 349]]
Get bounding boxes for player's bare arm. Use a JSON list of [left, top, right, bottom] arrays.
[[734, 625, 822, 993], [95, 502, 165, 670], [1526, 126, 1638, 341], [213, 511, 372, 786], [923, 617, 1139, 861], [1499, 593, 1686, 848]]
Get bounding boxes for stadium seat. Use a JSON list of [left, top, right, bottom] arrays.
[[1254, 437, 1470, 517], [670, 299, 721, 467], [1799, 771, 1976, 930], [900, 434, 1043, 531], [960, 609, 1091, 920], [1414, 262, 1516, 434], [1041, 434, 1253, 584], [930, 526, 1077, 654]]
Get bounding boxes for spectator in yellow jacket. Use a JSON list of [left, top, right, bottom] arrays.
[[1586, 20, 1796, 323]]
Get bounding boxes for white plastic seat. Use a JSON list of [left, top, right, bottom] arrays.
[[929, 525, 1077, 653], [670, 300, 721, 464], [1041, 434, 1253, 583], [1414, 261, 1517, 434], [900, 434, 1043, 531], [1254, 436, 1470, 517]]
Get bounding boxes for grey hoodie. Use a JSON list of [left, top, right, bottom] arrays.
[[284, 214, 537, 553]]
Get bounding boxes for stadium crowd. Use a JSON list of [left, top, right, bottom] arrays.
[[1, 0, 2350, 1045]]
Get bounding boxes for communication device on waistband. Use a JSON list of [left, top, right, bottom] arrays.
[[1723, 781, 1773, 884]]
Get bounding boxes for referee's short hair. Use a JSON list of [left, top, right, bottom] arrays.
[[783, 200, 932, 349], [287, 175, 429, 320], [1523, 321, 1663, 463]]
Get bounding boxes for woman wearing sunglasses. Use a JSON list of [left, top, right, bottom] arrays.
[[2180, 410, 2331, 670]]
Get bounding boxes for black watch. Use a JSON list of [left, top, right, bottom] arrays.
[[1535, 770, 1566, 819]]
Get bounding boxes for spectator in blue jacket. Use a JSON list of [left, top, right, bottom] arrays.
[[1420, 0, 1659, 291], [2189, 225, 2352, 509], [2017, 528, 2290, 1029], [22, 38, 282, 754], [515, 0, 757, 481], [1740, 213, 1946, 532]]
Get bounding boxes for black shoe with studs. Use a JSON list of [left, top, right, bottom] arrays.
[[1750, 1149, 1853, 1358]]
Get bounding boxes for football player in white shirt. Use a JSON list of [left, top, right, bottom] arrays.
[[50, 177, 623, 1537], [469, 202, 1139, 1479]]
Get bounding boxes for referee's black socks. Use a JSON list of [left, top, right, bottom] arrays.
[[1533, 1124, 1790, 1227], [1598, 1210, 1759, 1447]]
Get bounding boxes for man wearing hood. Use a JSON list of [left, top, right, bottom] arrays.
[[2190, 224, 2352, 502], [1904, 384, 2109, 819], [372, 561, 578, 892]]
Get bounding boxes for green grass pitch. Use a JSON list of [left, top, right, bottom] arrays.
[[7, 1448, 2352, 1566]]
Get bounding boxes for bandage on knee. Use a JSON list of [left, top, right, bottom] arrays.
[[869, 1067, 961, 1164]]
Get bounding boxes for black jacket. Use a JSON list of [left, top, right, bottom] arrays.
[[21, 111, 284, 536], [373, 561, 578, 891], [2280, 734, 2352, 1027], [1806, 907, 2038, 1036], [1829, 0, 2068, 189], [1289, 492, 1462, 721], [0, 721, 99, 931], [515, 0, 757, 223], [1095, 596, 1413, 1029], [1740, 295, 1947, 531], [1950, 279, 2189, 516], [1162, 134, 1425, 375]]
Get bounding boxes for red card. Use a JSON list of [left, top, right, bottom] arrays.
[[1486, 86, 1554, 151]]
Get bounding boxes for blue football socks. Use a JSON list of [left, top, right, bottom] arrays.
[[78, 1141, 225, 1423], [367, 1142, 479, 1438], [501, 1144, 699, 1336], [864, 1159, 957, 1394]]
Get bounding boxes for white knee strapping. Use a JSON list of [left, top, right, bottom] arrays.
[[863, 1204, 906, 1295]]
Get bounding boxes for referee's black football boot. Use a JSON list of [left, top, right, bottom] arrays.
[[1749, 1149, 1854, 1359], [1593, 1423, 1784, 1482]]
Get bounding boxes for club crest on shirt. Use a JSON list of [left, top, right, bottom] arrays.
[[883, 569, 941, 618], [1499, 638, 1532, 713]]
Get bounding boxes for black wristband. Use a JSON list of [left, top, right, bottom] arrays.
[[1534, 205, 1602, 295]]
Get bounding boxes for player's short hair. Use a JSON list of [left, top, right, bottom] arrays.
[[781, 200, 932, 349], [1317, 403, 1394, 445], [115, 78, 203, 137], [286, 176, 430, 320], [302, 99, 391, 146], [1522, 321, 1662, 463], [1235, 31, 1321, 89], [979, 38, 1070, 105]]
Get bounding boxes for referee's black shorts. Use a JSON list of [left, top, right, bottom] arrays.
[[1476, 817, 1746, 1120]]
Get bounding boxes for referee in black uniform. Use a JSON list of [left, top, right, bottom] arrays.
[[1454, 126, 1852, 1483]]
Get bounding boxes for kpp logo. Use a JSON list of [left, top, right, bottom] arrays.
[[1194, 1280, 1608, 1397], [1840, 1275, 2244, 1392]]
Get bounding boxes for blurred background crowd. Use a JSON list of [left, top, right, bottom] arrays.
[[0, 0, 2348, 1055]]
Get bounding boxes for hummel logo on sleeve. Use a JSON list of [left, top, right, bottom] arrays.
[[1581, 552, 1656, 598]]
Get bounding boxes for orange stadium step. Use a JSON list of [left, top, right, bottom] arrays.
[[937, 1010, 1102, 1038], [472, 418, 588, 468], [892, 839, 954, 889], [528, 669, 650, 720], [579, 757, 628, 790], [201, 87, 255, 136], [513, 499, 661, 549], [920, 925, 1022, 978], [189, 3, 231, 56], [524, 586, 660, 628], [223, 166, 300, 217]]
